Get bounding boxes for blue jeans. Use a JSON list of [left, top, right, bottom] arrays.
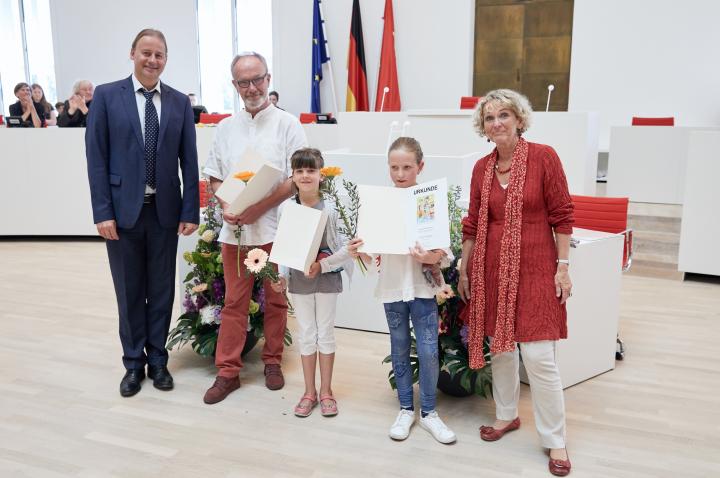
[[384, 298, 439, 413]]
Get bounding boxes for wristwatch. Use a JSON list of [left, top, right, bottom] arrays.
[[557, 259, 570, 266]]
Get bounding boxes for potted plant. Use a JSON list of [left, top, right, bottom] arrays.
[[166, 186, 291, 357]]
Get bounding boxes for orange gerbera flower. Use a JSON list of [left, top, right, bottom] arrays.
[[233, 171, 255, 183], [320, 166, 343, 179]]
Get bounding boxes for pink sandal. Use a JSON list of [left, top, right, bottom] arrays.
[[294, 394, 317, 417], [320, 394, 338, 417]]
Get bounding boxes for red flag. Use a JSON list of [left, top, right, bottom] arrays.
[[374, 0, 400, 111], [346, 0, 369, 111]]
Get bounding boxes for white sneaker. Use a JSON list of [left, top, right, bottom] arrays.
[[389, 409, 416, 440], [419, 411, 457, 444]]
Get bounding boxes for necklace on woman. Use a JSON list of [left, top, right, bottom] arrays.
[[495, 162, 512, 174]]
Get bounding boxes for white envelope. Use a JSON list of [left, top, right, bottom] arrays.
[[215, 163, 284, 215], [270, 202, 329, 273], [357, 178, 450, 254]]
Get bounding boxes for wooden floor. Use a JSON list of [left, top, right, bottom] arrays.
[[1, 239, 719, 478]]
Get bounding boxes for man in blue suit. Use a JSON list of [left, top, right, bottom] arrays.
[[86, 29, 199, 397]]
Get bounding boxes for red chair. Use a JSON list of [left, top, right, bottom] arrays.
[[299, 113, 318, 124], [572, 194, 632, 360], [460, 96, 481, 110], [631, 116, 674, 126], [571, 195, 633, 271], [199, 113, 231, 124]]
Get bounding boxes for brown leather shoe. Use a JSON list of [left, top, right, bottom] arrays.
[[203, 375, 240, 404], [264, 364, 285, 390], [549, 449, 571, 476], [479, 417, 521, 441]]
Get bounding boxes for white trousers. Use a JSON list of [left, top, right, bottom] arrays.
[[491, 340, 567, 449], [289, 293, 338, 356]]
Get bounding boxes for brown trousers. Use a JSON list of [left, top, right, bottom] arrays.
[[215, 243, 287, 378]]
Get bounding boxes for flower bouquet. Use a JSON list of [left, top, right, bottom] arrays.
[[232, 170, 255, 276], [319, 166, 367, 273], [166, 185, 291, 357], [383, 186, 493, 397]]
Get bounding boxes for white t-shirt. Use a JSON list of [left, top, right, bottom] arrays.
[[202, 105, 307, 245], [374, 250, 454, 303]]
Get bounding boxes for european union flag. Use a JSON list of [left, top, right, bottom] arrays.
[[311, 0, 329, 113]]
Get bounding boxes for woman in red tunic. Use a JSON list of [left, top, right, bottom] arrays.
[[458, 89, 574, 477]]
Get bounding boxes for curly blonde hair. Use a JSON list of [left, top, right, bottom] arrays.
[[472, 89, 533, 138]]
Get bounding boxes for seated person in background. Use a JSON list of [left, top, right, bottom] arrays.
[[32, 83, 57, 126], [269, 90, 283, 110], [188, 93, 208, 124], [58, 80, 94, 127], [9, 82, 45, 128], [55, 102, 65, 116]]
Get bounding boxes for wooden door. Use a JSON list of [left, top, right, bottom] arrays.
[[473, 0, 574, 111]]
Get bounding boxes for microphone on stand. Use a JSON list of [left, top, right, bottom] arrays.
[[545, 84, 555, 112], [380, 86, 390, 112]]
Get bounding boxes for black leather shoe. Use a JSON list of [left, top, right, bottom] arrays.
[[120, 369, 145, 397], [148, 365, 174, 391]]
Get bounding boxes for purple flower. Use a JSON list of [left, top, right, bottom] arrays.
[[183, 292, 197, 312], [212, 278, 225, 303], [460, 324, 469, 347], [446, 266, 458, 285], [195, 294, 208, 310], [254, 286, 266, 313]]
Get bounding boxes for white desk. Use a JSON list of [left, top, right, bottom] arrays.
[[0, 125, 332, 236], [337, 225, 625, 388], [511, 229, 625, 389], [0, 128, 96, 236], [335, 110, 600, 195], [304, 123, 340, 152], [678, 130, 720, 276], [608, 126, 689, 204], [607, 126, 720, 204], [335, 112, 407, 154]]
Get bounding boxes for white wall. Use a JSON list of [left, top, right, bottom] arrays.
[[50, 0, 200, 100], [569, 0, 720, 150], [272, 0, 475, 117], [47, 0, 720, 149]]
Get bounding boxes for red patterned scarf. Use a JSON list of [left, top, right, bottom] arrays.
[[468, 137, 529, 369]]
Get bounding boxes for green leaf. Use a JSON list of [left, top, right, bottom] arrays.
[[460, 369, 472, 392]]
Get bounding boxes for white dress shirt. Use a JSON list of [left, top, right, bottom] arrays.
[[203, 104, 308, 246], [132, 75, 162, 194]]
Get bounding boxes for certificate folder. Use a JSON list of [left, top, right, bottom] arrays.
[[215, 162, 284, 215], [357, 178, 450, 254], [270, 202, 329, 274]]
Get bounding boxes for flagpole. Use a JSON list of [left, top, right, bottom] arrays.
[[372, 7, 385, 110], [318, 0, 339, 114]]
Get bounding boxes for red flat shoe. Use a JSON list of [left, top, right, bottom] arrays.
[[479, 417, 521, 441], [548, 449, 571, 476]]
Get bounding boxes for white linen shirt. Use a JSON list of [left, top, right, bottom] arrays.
[[203, 105, 307, 246], [374, 250, 454, 303]]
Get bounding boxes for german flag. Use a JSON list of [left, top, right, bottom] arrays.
[[346, 0, 369, 111]]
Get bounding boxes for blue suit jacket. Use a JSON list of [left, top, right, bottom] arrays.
[[86, 76, 199, 229]]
